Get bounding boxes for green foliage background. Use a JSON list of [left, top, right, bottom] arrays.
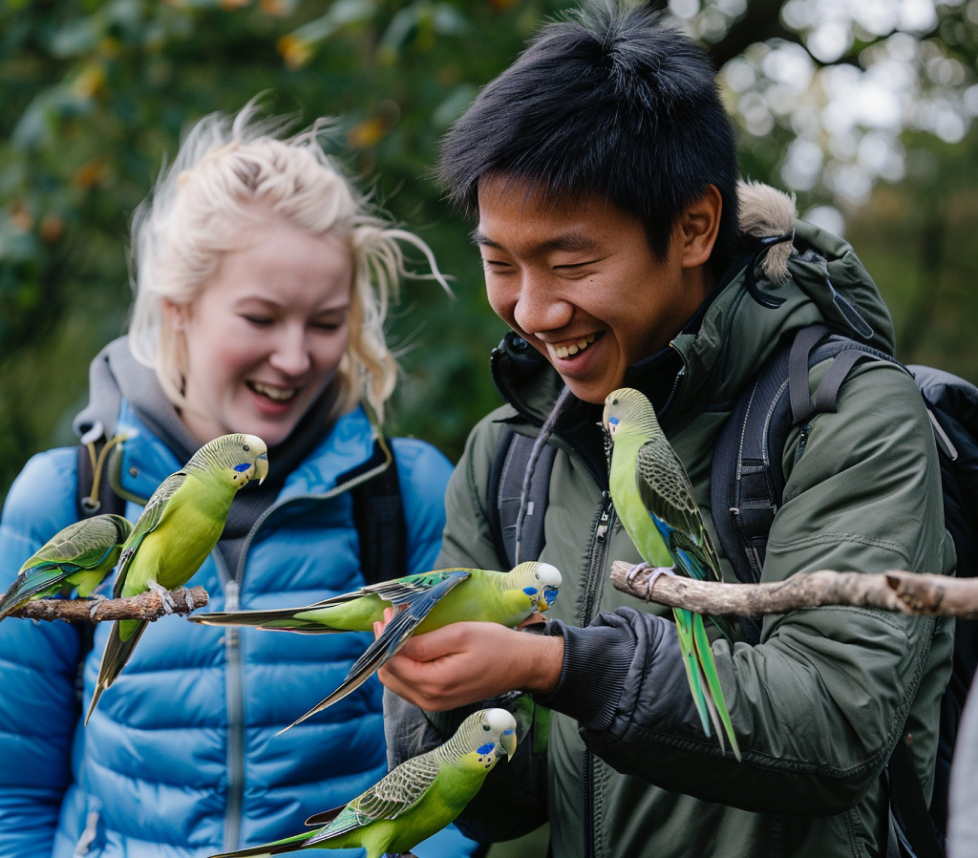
[[3, 2, 978, 855], [3, 0, 978, 503]]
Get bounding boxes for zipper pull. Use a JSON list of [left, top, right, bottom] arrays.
[[225, 578, 240, 612], [596, 492, 612, 542]]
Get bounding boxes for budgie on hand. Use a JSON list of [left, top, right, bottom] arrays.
[[208, 707, 517, 858], [603, 387, 741, 761], [0, 514, 132, 621], [85, 433, 268, 725], [190, 561, 561, 731]]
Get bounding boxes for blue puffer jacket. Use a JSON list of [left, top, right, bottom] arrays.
[[0, 401, 470, 858]]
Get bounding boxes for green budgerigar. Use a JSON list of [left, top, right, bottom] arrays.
[[85, 433, 268, 725], [191, 561, 561, 731], [603, 387, 741, 761], [208, 707, 517, 858], [0, 514, 132, 621]]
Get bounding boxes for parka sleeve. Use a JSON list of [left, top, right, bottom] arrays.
[[539, 362, 953, 815], [0, 449, 85, 858], [383, 414, 551, 842]]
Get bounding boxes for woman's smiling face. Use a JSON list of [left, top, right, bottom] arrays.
[[166, 215, 353, 447], [476, 178, 715, 405]]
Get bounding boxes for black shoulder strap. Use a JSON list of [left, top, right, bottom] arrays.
[[74, 433, 128, 696], [76, 435, 127, 521], [488, 429, 555, 567], [350, 444, 407, 586], [711, 324, 906, 643], [712, 324, 945, 855]]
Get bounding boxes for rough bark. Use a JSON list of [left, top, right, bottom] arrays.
[[8, 585, 209, 623], [610, 562, 978, 619]]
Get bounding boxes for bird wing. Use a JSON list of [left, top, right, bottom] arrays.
[[279, 570, 472, 732], [304, 568, 474, 610], [112, 471, 187, 598], [305, 751, 442, 844], [635, 437, 722, 582]]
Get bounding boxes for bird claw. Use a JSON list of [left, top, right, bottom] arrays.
[[626, 562, 652, 584], [147, 580, 176, 614], [182, 587, 196, 612], [645, 566, 678, 599], [88, 594, 107, 621]]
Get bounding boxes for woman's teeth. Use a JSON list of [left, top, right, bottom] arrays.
[[554, 334, 596, 360], [250, 382, 297, 402]]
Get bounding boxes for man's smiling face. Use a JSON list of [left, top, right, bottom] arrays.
[[475, 177, 714, 405]]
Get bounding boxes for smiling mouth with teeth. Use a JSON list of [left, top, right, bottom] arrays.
[[249, 381, 298, 402], [553, 333, 597, 360]]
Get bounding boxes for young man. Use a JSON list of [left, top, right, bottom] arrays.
[[379, 5, 953, 856]]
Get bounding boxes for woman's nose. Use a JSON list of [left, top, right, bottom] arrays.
[[267, 327, 312, 376]]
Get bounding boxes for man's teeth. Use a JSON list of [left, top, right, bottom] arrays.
[[251, 382, 296, 402], [554, 334, 596, 360]]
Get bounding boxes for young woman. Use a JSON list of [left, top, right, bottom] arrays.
[[0, 105, 473, 858]]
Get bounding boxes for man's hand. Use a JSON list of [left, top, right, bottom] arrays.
[[374, 609, 565, 711]]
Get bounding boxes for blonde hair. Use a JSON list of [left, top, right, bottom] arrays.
[[128, 100, 449, 425]]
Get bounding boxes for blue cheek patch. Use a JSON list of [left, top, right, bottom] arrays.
[[477, 743, 495, 756], [233, 463, 251, 473], [609, 416, 619, 425], [523, 587, 538, 596]]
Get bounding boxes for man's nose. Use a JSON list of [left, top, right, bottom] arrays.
[[511, 272, 574, 335]]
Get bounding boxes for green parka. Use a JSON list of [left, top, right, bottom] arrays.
[[384, 183, 954, 858]]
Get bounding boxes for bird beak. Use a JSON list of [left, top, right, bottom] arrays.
[[538, 588, 558, 612], [255, 453, 269, 485], [500, 729, 517, 761]]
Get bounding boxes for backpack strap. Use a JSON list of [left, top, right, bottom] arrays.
[[488, 429, 555, 568], [74, 427, 128, 704], [711, 324, 907, 644], [350, 443, 407, 586], [713, 324, 949, 855], [76, 425, 127, 520]]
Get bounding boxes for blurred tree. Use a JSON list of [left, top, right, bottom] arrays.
[[2, 0, 978, 507]]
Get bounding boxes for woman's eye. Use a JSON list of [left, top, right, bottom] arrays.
[[242, 315, 273, 327]]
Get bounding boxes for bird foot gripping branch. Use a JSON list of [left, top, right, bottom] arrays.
[[626, 562, 679, 599]]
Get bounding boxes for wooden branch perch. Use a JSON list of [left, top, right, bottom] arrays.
[[8, 586, 209, 624], [610, 562, 978, 620]]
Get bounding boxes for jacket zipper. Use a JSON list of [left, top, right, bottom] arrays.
[[213, 553, 245, 854], [214, 451, 394, 853], [580, 492, 615, 858], [658, 362, 686, 419]]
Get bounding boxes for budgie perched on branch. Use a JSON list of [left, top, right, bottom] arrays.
[[0, 514, 132, 621], [207, 707, 517, 858], [603, 387, 740, 761], [191, 561, 561, 731], [85, 433, 268, 725]]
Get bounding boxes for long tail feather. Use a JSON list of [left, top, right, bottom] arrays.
[[277, 605, 421, 735], [673, 608, 711, 738], [0, 568, 72, 619], [208, 830, 315, 857], [691, 614, 742, 762], [85, 619, 148, 725], [188, 608, 345, 634]]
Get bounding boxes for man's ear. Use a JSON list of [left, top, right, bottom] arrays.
[[162, 298, 189, 331], [680, 184, 722, 269]]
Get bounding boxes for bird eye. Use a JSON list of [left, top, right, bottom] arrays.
[[243, 444, 250, 452], [483, 724, 491, 732]]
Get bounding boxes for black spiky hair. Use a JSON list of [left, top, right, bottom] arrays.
[[438, 1, 741, 261]]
